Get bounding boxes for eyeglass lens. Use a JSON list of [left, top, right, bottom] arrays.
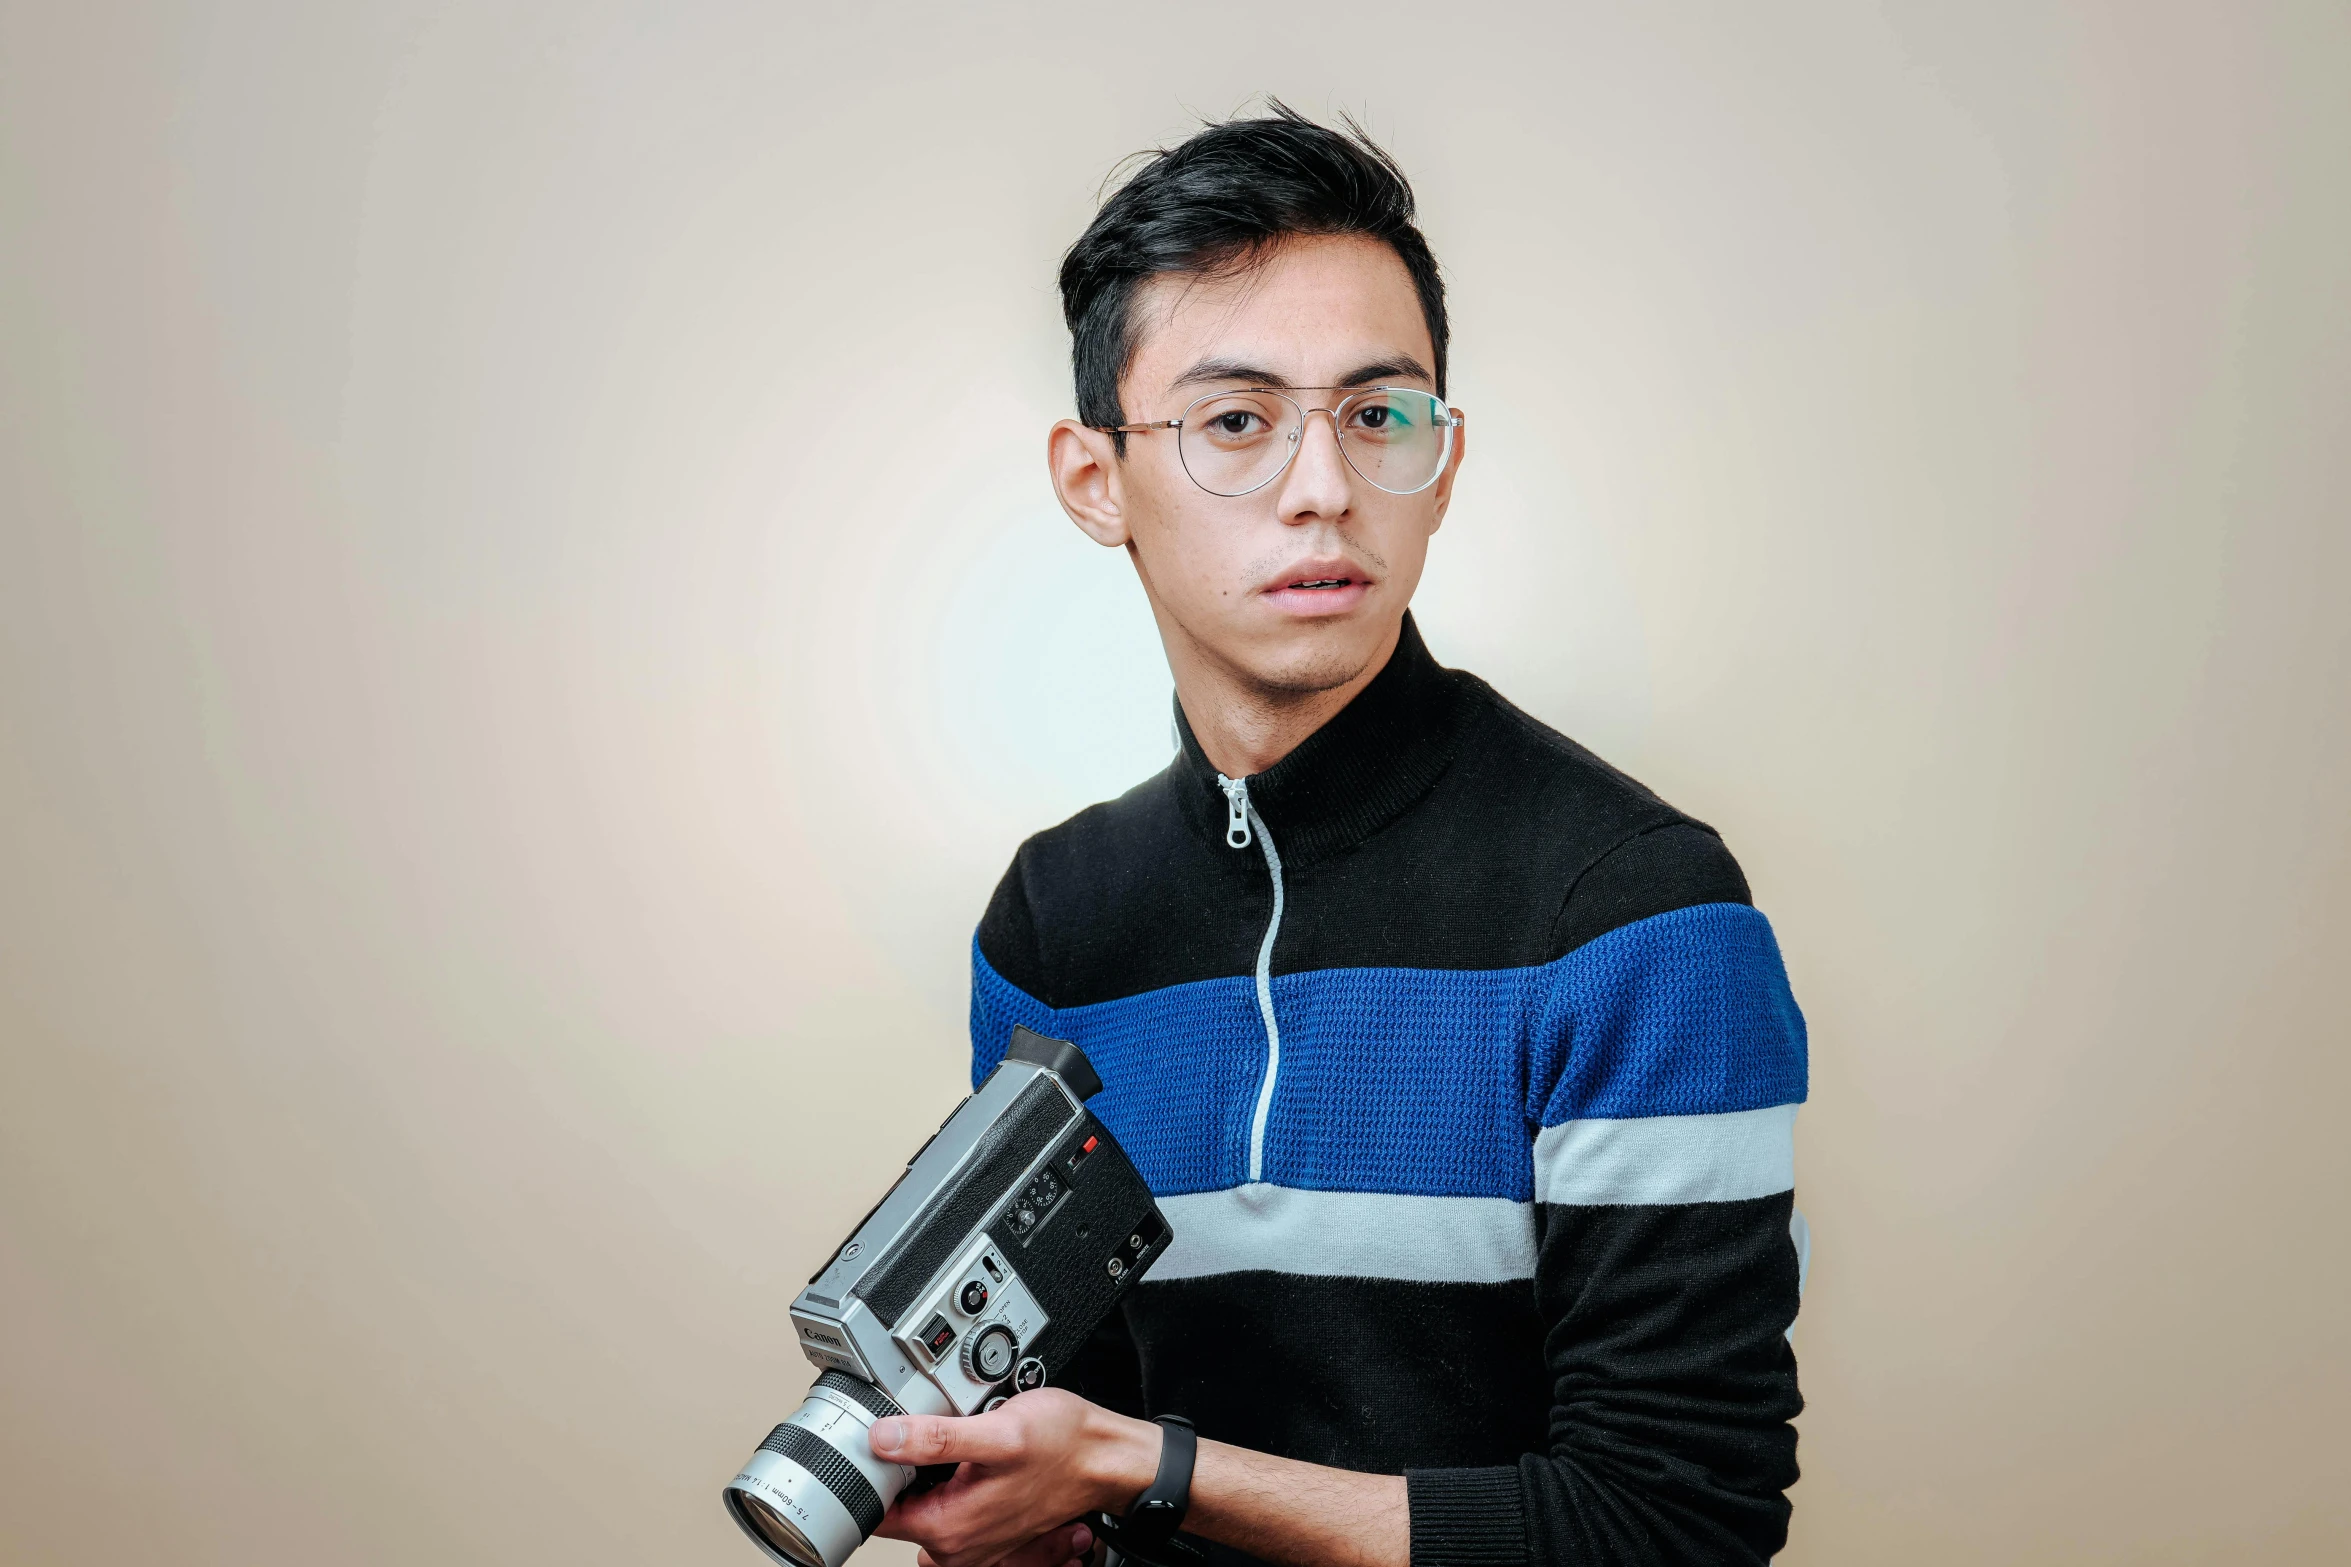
[[1177, 388, 1450, 498]]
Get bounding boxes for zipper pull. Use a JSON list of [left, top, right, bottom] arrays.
[[1216, 774, 1253, 850]]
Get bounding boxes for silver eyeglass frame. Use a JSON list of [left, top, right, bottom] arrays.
[[1104, 385, 1466, 498]]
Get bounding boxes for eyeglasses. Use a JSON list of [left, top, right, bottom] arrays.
[[1104, 386, 1464, 498]]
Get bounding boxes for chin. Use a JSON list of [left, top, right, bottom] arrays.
[[1245, 622, 1387, 696]]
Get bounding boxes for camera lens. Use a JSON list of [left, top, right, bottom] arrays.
[[728, 1491, 826, 1567], [723, 1384, 906, 1567]]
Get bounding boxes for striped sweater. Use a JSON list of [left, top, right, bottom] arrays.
[[970, 616, 1807, 1567]]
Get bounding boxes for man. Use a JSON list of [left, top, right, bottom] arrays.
[[870, 106, 1808, 1567]]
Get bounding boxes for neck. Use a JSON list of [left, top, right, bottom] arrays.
[[1164, 616, 1406, 779]]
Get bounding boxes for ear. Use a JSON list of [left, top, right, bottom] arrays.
[[1048, 420, 1131, 547], [1424, 411, 1468, 535]]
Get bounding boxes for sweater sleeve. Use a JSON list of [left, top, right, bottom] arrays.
[[969, 849, 1149, 1416], [1406, 837, 1808, 1567], [971, 851, 1059, 1085]]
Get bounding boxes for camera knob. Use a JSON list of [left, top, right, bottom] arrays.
[[962, 1322, 1019, 1384], [958, 1279, 989, 1313]]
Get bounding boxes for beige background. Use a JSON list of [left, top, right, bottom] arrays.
[[3, 3, 2346, 1563]]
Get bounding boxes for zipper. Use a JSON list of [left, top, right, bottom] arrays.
[[1217, 773, 1285, 1184]]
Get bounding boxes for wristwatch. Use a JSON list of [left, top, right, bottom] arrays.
[[1094, 1416, 1202, 1567]]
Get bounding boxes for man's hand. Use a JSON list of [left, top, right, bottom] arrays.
[[870, 1388, 1408, 1567], [869, 1390, 1160, 1567]]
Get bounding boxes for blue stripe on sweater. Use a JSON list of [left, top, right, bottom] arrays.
[[971, 901, 1807, 1203]]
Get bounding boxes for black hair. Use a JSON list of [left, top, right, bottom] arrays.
[[1058, 102, 1448, 448]]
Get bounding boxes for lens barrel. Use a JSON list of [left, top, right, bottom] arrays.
[[724, 1375, 911, 1567]]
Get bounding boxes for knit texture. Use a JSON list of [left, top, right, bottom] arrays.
[[1408, 1469, 1531, 1567], [971, 900, 1806, 1200]]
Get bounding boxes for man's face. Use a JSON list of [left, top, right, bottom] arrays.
[[1050, 234, 1464, 699]]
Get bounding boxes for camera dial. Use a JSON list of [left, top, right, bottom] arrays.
[[962, 1322, 1019, 1384]]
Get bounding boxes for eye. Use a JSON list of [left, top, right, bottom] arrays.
[[1345, 393, 1422, 440], [1211, 409, 1264, 437]]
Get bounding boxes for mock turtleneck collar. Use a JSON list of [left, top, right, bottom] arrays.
[[1171, 613, 1468, 868]]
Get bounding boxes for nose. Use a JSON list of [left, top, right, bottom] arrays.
[[1273, 406, 1354, 525]]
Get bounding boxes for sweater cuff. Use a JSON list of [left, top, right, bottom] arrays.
[[1405, 1466, 1527, 1567]]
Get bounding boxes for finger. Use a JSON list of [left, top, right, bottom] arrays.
[[966, 1520, 1095, 1567], [1008, 1522, 1094, 1567], [867, 1412, 1025, 1468]]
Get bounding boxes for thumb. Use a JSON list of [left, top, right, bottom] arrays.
[[867, 1413, 1022, 1467]]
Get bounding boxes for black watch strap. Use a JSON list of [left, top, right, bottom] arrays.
[[1124, 1415, 1196, 1542], [1093, 1416, 1203, 1567]]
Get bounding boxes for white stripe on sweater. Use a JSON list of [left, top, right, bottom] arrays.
[[1534, 1104, 1798, 1205], [1152, 1186, 1537, 1283]]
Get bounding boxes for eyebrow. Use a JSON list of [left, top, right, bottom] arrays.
[[1168, 354, 1435, 392]]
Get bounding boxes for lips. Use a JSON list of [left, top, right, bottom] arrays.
[[1261, 558, 1374, 617], [1263, 557, 1367, 594]]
